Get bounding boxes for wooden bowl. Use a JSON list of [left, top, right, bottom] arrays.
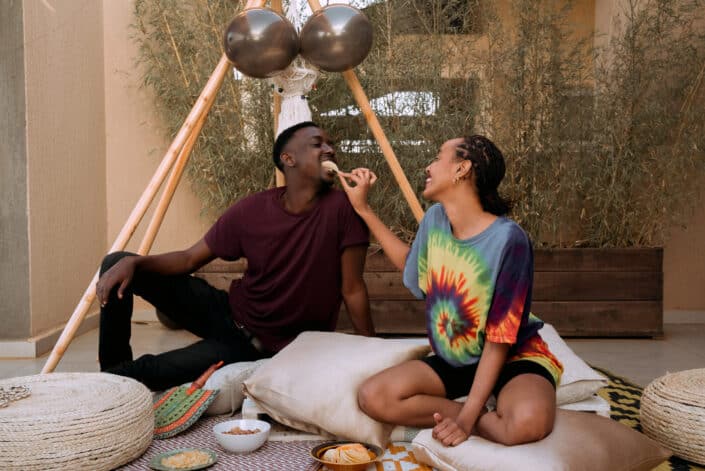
[[310, 441, 383, 471]]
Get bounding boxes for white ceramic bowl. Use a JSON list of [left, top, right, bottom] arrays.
[[212, 419, 271, 453]]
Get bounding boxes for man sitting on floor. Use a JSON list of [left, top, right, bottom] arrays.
[[96, 122, 373, 390]]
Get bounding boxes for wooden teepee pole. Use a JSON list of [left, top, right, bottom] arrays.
[[137, 79, 218, 254], [41, 55, 232, 373], [305, 0, 424, 223], [271, 0, 286, 187], [341, 69, 424, 222]]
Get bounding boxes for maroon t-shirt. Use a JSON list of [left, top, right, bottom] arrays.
[[204, 187, 369, 353]]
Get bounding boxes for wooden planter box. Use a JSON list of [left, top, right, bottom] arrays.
[[531, 248, 663, 338], [193, 247, 663, 338]]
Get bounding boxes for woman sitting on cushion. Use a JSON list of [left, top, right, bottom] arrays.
[[337, 135, 563, 446]]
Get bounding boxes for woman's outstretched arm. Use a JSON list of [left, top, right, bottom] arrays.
[[338, 168, 410, 271]]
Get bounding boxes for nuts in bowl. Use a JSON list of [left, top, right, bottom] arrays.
[[212, 419, 270, 453]]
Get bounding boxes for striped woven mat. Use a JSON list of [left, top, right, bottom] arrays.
[[117, 412, 428, 470], [118, 412, 322, 470]]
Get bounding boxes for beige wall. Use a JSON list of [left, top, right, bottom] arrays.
[[664, 203, 705, 310], [102, 0, 211, 312], [102, 1, 209, 257], [18, 0, 210, 340], [1, 0, 210, 347], [594, 0, 619, 53], [23, 0, 106, 336], [593, 0, 705, 310]]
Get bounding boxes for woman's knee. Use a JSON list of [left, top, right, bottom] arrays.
[[357, 378, 390, 420], [100, 251, 136, 275], [505, 405, 554, 445]]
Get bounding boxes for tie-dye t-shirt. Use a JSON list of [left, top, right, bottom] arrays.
[[403, 204, 545, 368]]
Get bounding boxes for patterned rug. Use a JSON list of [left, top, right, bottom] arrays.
[[593, 367, 704, 471], [119, 368, 704, 470], [118, 414, 323, 470]]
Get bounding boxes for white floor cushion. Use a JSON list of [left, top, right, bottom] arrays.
[[412, 410, 671, 471], [243, 331, 430, 448], [202, 359, 268, 416], [538, 324, 608, 405]]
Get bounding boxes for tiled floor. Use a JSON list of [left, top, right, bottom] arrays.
[[2, 318, 705, 387], [567, 323, 705, 385]]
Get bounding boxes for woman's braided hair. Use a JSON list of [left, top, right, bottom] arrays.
[[455, 135, 512, 216]]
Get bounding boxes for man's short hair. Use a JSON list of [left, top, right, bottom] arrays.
[[272, 121, 319, 171]]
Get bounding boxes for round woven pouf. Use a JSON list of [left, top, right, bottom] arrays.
[[0, 372, 153, 471], [640, 368, 705, 465]]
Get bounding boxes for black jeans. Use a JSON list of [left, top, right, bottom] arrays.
[[98, 251, 266, 391]]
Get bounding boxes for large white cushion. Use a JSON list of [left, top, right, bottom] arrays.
[[538, 324, 607, 405], [240, 324, 606, 448], [201, 359, 268, 416], [178, 360, 268, 416], [412, 410, 671, 471], [242, 332, 431, 447]]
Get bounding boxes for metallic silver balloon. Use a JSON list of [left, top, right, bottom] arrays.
[[300, 5, 373, 72], [223, 8, 300, 78]]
